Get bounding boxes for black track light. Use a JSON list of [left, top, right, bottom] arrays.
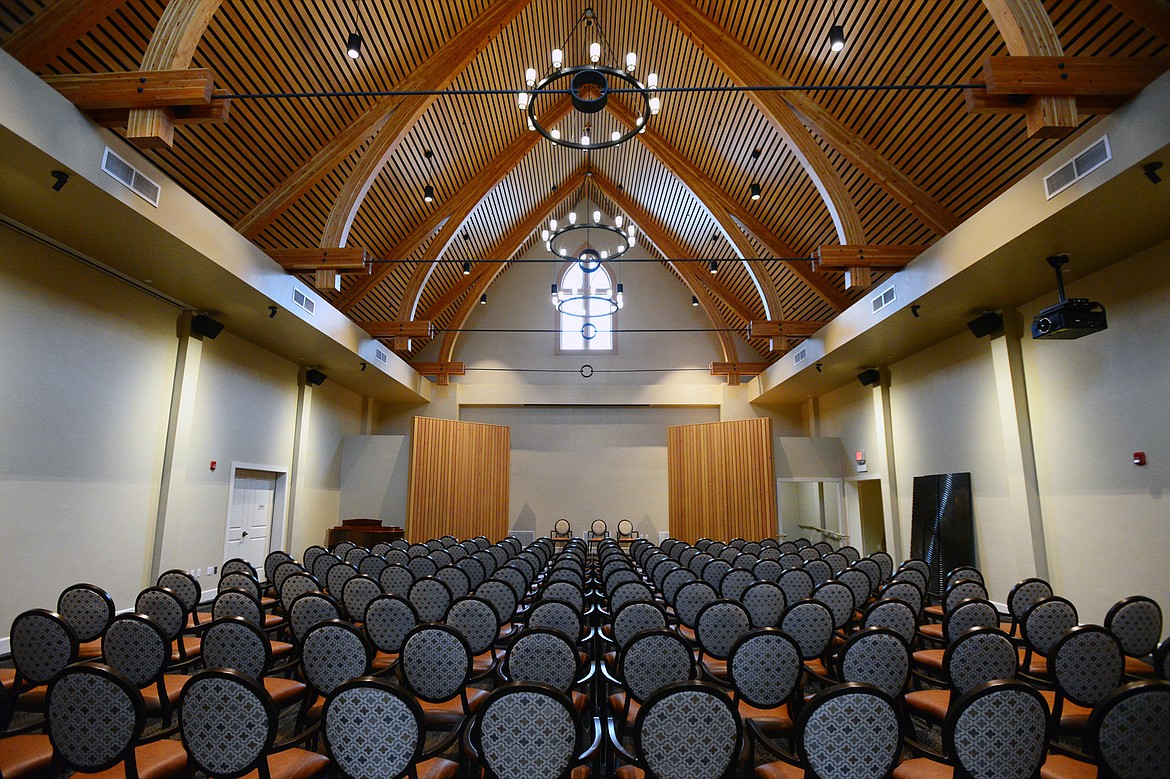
[[749, 182, 761, 201], [479, 293, 487, 305], [346, 32, 362, 59], [462, 261, 471, 275], [709, 260, 719, 274], [423, 184, 435, 203], [691, 295, 699, 307], [828, 24, 845, 52]]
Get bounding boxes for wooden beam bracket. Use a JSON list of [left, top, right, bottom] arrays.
[[981, 56, 1168, 96], [412, 361, 466, 386], [266, 247, 371, 274], [42, 69, 216, 110], [362, 321, 435, 339], [749, 320, 827, 338], [710, 362, 771, 384]]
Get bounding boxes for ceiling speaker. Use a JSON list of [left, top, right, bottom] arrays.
[[858, 369, 881, 387], [305, 369, 327, 387], [967, 312, 1004, 338], [190, 314, 224, 340]]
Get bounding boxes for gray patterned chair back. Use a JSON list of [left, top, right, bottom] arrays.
[[344, 547, 368, 566], [862, 597, 918, 644], [777, 568, 814, 604], [893, 567, 927, 594], [371, 542, 393, 556], [322, 677, 426, 779], [301, 620, 372, 696], [612, 602, 668, 649], [944, 627, 1018, 695], [759, 547, 782, 562], [947, 566, 984, 588], [10, 609, 79, 689], [719, 547, 739, 564], [385, 548, 410, 567], [796, 682, 903, 779], [333, 541, 357, 558], [357, 553, 388, 579], [341, 574, 383, 622], [838, 627, 910, 697], [491, 562, 525, 598], [879, 581, 923, 615], [869, 551, 894, 582], [471, 682, 584, 779], [445, 596, 500, 655], [157, 570, 201, 614], [1022, 596, 1079, 657], [363, 595, 418, 655], [838, 568, 873, 610], [779, 553, 805, 570], [702, 559, 732, 591], [805, 559, 833, 587], [57, 583, 115, 643], [435, 565, 471, 598], [477, 580, 519, 626], [752, 559, 784, 583], [272, 560, 303, 591], [326, 562, 359, 599], [1088, 680, 1170, 779], [945, 579, 989, 613], [943, 598, 1001, 643], [611, 581, 654, 612], [527, 599, 583, 642], [312, 553, 341, 584], [688, 553, 714, 576], [823, 552, 848, 576], [727, 629, 802, 709], [289, 591, 341, 642], [780, 600, 835, 661], [458, 557, 487, 590], [544, 580, 586, 612], [813, 541, 834, 556], [813, 580, 856, 630], [742, 581, 787, 628], [854, 559, 883, 591], [448, 545, 469, 562], [944, 681, 1050, 779], [179, 670, 275, 777], [263, 551, 293, 583], [213, 588, 265, 627], [838, 546, 861, 564], [1158, 638, 1170, 680], [379, 564, 415, 596], [399, 624, 472, 704], [408, 577, 452, 623], [102, 613, 169, 690], [475, 551, 499, 578], [673, 581, 717, 629], [47, 664, 144, 773], [219, 572, 261, 600], [662, 570, 696, 603], [201, 617, 270, 679], [1052, 625, 1125, 709], [504, 628, 580, 693], [620, 630, 697, 703], [719, 569, 756, 601], [604, 568, 641, 594], [279, 572, 321, 613], [799, 547, 822, 562], [134, 587, 186, 640], [547, 568, 586, 589], [1008, 578, 1054, 623], [1105, 596, 1163, 660], [632, 681, 740, 779], [302, 545, 327, 569], [695, 600, 751, 660]]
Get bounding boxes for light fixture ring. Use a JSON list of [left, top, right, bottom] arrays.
[[526, 65, 651, 150], [556, 293, 619, 318], [548, 221, 630, 264]]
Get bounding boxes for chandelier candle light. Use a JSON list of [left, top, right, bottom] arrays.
[[547, 205, 632, 316]]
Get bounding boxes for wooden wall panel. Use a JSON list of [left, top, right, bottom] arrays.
[[407, 416, 509, 542], [668, 417, 776, 543]]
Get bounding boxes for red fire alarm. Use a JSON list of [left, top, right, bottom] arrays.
[[1133, 452, 1147, 466], [210, 460, 217, 472]]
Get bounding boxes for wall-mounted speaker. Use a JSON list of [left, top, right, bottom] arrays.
[[857, 368, 881, 387], [190, 314, 224, 340], [305, 369, 327, 386], [967, 312, 1004, 338]]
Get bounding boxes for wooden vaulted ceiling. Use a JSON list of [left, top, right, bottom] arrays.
[[2, 0, 1166, 378]]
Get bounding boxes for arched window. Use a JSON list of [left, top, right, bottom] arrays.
[[556, 261, 618, 353]]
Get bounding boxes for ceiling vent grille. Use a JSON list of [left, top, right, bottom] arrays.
[[374, 347, 389, 364], [1044, 135, 1111, 200], [871, 285, 896, 314], [291, 287, 315, 315], [793, 346, 808, 366], [101, 147, 161, 207]]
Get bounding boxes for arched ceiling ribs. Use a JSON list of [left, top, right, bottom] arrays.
[[981, 0, 1077, 138], [126, 0, 222, 148], [648, 0, 958, 238], [590, 172, 740, 370], [234, 0, 531, 239], [436, 165, 588, 365], [3, 0, 129, 71]]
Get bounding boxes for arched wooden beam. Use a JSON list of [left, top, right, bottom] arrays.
[[235, 0, 531, 238], [435, 167, 587, 366], [590, 172, 741, 373], [649, 0, 958, 237], [607, 99, 847, 314], [332, 216, 450, 313], [4, 0, 129, 71], [1109, 0, 1170, 43], [982, 0, 1077, 138], [391, 97, 574, 321], [125, 0, 222, 148]]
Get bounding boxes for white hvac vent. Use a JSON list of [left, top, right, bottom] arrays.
[[291, 287, 315, 315], [1044, 135, 1111, 200], [793, 346, 808, 366], [374, 347, 389, 364], [871, 285, 896, 314], [509, 530, 535, 546], [101, 148, 160, 207]]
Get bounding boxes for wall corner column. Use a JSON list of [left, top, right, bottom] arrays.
[[286, 369, 316, 552], [871, 370, 904, 561]]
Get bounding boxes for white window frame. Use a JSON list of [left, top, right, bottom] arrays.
[[554, 260, 619, 355]]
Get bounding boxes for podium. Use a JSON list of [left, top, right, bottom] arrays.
[[325, 519, 404, 549]]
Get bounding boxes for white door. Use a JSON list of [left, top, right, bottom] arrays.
[[224, 469, 276, 570]]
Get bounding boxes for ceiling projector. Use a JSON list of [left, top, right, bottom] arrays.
[[1032, 255, 1107, 340]]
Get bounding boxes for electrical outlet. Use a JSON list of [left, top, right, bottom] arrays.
[[208, 564, 218, 575], [193, 568, 201, 578]]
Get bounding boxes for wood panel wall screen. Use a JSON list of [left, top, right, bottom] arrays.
[[408, 417, 509, 542], [667, 417, 777, 544]]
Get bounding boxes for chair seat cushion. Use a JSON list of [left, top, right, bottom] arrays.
[[701, 657, 728, 678], [918, 624, 944, 641], [0, 733, 53, 779], [923, 605, 944, 619], [804, 658, 830, 678], [270, 640, 295, 659], [904, 689, 950, 723], [571, 690, 588, 712], [676, 625, 696, 642], [372, 651, 398, 670], [607, 693, 641, 727], [242, 748, 329, 779], [1038, 691, 1093, 730], [78, 638, 104, 660], [912, 649, 945, 672], [892, 757, 954, 779], [263, 614, 284, 630], [1041, 753, 1098, 779], [755, 760, 804, 779], [82, 737, 189, 779], [737, 700, 793, 731], [264, 677, 307, 707], [615, 766, 645, 779], [1018, 649, 1049, 676], [1124, 656, 1154, 676], [417, 757, 459, 779], [472, 650, 499, 674], [170, 636, 202, 663], [186, 612, 215, 630], [140, 674, 189, 712]]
